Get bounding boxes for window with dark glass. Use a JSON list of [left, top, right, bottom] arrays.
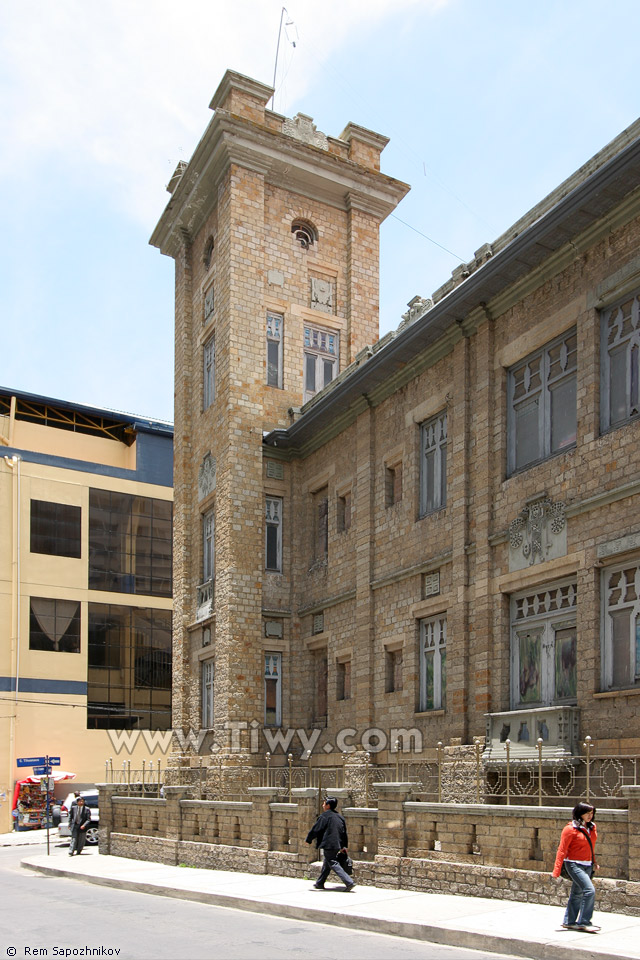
[[264, 652, 281, 725], [419, 412, 447, 516], [266, 312, 283, 388], [336, 659, 351, 701], [89, 489, 172, 597], [508, 329, 577, 475], [265, 497, 282, 571], [313, 487, 328, 561], [87, 602, 171, 729], [30, 500, 81, 558], [29, 598, 80, 652], [601, 289, 640, 431]]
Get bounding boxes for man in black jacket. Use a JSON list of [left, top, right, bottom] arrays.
[[305, 797, 354, 890], [68, 796, 92, 856]]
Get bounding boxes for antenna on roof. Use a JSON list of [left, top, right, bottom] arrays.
[[270, 6, 297, 111]]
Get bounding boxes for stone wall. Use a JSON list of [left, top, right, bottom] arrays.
[[99, 783, 640, 915]]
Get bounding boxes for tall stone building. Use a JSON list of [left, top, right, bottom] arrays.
[[153, 68, 640, 793], [151, 70, 409, 776]]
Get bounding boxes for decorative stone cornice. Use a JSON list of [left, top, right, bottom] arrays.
[[151, 112, 409, 260]]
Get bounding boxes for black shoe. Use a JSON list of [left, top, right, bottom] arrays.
[[313, 883, 325, 889], [345, 881, 355, 891]]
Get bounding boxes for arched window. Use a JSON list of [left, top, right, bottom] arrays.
[[291, 219, 317, 250]]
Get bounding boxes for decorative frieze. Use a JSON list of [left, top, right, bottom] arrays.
[[509, 497, 566, 572], [198, 453, 216, 501]]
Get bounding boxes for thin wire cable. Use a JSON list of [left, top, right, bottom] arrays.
[[390, 213, 465, 262]]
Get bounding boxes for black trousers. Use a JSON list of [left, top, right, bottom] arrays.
[[70, 825, 87, 855], [316, 848, 351, 887]]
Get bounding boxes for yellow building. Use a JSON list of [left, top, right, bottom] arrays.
[[0, 387, 173, 833]]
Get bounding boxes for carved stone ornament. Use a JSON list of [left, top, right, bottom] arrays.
[[198, 453, 216, 501], [310, 276, 334, 313], [508, 497, 566, 572], [282, 113, 328, 150], [400, 296, 433, 329]]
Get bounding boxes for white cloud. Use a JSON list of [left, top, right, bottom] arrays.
[[0, 0, 441, 224]]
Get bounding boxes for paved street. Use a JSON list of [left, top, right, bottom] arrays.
[[0, 844, 518, 960]]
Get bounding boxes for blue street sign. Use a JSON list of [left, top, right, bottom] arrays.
[[48, 757, 61, 766], [17, 757, 46, 767], [32, 766, 48, 776]]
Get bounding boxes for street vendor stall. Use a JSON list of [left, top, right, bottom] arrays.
[[11, 771, 76, 830]]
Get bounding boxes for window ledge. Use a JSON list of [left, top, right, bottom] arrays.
[[414, 709, 445, 718], [594, 686, 640, 699]]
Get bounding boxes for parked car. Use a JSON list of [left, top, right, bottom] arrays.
[[58, 789, 99, 845]]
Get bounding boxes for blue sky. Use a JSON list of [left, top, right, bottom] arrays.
[[1, 0, 638, 424]]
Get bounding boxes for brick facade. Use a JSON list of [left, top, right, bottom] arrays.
[[152, 68, 640, 793]]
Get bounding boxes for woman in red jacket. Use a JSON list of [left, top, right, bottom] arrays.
[[552, 801, 599, 933]]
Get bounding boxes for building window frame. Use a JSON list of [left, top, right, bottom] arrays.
[[203, 508, 215, 583], [203, 335, 215, 410], [601, 288, 640, 433], [419, 412, 447, 517], [337, 490, 352, 533], [202, 659, 215, 729], [385, 646, 403, 693], [419, 616, 446, 711], [266, 312, 283, 388], [507, 328, 577, 476], [265, 497, 282, 572], [264, 652, 282, 726], [30, 500, 81, 558], [313, 487, 328, 562], [336, 657, 351, 701], [29, 597, 81, 653], [602, 561, 640, 691], [510, 581, 577, 709], [303, 325, 338, 402]]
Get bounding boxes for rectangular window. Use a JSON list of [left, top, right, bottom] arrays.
[[264, 652, 282, 726], [265, 497, 282, 572], [337, 491, 351, 532], [601, 289, 640, 431], [419, 616, 446, 711], [603, 563, 640, 690], [313, 488, 328, 561], [508, 329, 577, 474], [89, 490, 172, 597], [204, 284, 215, 325], [29, 598, 80, 652], [202, 659, 215, 728], [420, 412, 447, 516], [88, 602, 171, 729], [266, 312, 283, 388], [303, 325, 338, 402], [385, 463, 402, 507], [30, 500, 81, 558], [203, 509, 215, 582], [385, 648, 403, 693], [510, 582, 577, 708], [203, 336, 215, 410], [337, 659, 351, 701], [315, 651, 328, 721]]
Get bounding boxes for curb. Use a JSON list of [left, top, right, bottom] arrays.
[[21, 857, 625, 960]]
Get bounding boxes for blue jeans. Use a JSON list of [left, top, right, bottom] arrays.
[[563, 862, 595, 926]]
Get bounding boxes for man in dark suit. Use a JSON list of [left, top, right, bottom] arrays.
[[305, 796, 354, 890], [69, 796, 92, 855]]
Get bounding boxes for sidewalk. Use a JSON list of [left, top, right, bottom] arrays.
[[1, 827, 63, 847], [20, 846, 640, 960]]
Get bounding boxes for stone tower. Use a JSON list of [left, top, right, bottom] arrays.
[[150, 70, 409, 779]]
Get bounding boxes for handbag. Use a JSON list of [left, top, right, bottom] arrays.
[[337, 850, 353, 876], [560, 825, 596, 879]]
